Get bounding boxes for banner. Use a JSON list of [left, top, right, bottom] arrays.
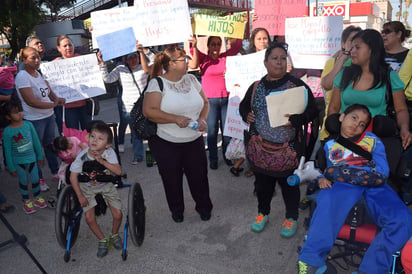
[[40, 54, 106, 103], [310, 1, 350, 20], [253, 0, 307, 36], [223, 51, 267, 139], [192, 12, 247, 39], [285, 16, 343, 69], [91, 0, 192, 49], [96, 27, 136, 61]]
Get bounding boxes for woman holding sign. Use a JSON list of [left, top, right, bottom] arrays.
[[15, 46, 65, 188], [239, 43, 317, 237], [53, 35, 91, 133]]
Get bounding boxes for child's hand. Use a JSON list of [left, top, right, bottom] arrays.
[[90, 150, 105, 164], [38, 159, 44, 167], [9, 171, 17, 176], [78, 194, 88, 208], [318, 177, 332, 189]]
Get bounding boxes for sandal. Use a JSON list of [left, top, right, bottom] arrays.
[[230, 167, 241, 177], [245, 168, 254, 177]]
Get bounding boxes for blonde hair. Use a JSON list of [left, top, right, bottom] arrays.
[[151, 47, 186, 78]]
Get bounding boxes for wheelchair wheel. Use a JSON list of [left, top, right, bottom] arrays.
[[128, 182, 145, 246], [55, 185, 82, 249]]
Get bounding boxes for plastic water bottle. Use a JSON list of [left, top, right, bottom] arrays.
[[145, 147, 153, 167], [187, 120, 199, 130]]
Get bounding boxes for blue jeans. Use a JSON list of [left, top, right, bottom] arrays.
[[30, 115, 59, 176], [206, 97, 231, 162], [117, 95, 127, 145], [124, 112, 144, 161]]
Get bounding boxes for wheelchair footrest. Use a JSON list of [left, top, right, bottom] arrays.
[[337, 223, 379, 244]]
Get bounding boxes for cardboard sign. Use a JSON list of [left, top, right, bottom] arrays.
[[285, 16, 343, 69], [40, 54, 106, 103], [96, 27, 137, 61], [192, 12, 247, 39], [253, 0, 307, 36], [91, 0, 192, 49], [223, 51, 267, 139]]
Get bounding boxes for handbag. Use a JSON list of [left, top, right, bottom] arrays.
[[129, 72, 163, 140]]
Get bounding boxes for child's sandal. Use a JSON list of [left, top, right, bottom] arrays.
[[230, 167, 240, 177]]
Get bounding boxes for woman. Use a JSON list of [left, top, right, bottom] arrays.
[[15, 47, 65, 190], [98, 41, 153, 164], [239, 43, 317, 237], [53, 35, 91, 133], [319, 25, 362, 141], [143, 47, 212, 223], [381, 21, 410, 72], [248, 28, 271, 54], [192, 36, 243, 169]]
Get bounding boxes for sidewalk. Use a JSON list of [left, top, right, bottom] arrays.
[[0, 97, 311, 274]]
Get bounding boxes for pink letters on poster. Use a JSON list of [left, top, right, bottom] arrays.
[[253, 0, 307, 36]]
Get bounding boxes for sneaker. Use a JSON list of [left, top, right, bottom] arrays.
[[281, 218, 298, 238], [39, 179, 49, 192], [51, 173, 59, 182], [23, 200, 36, 214], [118, 144, 125, 153], [97, 238, 108, 258], [110, 233, 123, 250], [297, 261, 325, 274], [131, 159, 139, 165], [34, 197, 47, 208], [251, 213, 268, 232]]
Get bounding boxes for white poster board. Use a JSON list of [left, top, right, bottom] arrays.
[[223, 51, 267, 139], [285, 16, 343, 69], [91, 1, 192, 49], [40, 54, 106, 103]]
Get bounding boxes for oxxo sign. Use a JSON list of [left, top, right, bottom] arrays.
[[310, 1, 349, 20]]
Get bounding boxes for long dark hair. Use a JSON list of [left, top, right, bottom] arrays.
[[340, 29, 388, 91], [248, 28, 271, 54]]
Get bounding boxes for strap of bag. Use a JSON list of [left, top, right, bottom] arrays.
[[126, 64, 143, 96], [336, 135, 372, 161]]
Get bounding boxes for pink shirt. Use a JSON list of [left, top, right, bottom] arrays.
[[0, 65, 17, 89], [197, 40, 242, 98], [57, 136, 87, 164]]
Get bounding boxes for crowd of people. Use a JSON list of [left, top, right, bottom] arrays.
[[1, 18, 412, 272]]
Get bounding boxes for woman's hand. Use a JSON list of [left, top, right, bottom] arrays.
[[197, 118, 207, 132], [57, 97, 66, 106], [175, 116, 190, 128], [247, 112, 255, 124], [189, 35, 197, 49], [334, 50, 351, 67], [318, 177, 332, 189], [400, 129, 412, 149], [38, 159, 44, 167], [96, 50, 104, 65]]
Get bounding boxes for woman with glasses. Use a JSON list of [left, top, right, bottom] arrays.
[[381, 21, 410, 72], [143, 47, 213, 223], [239, 43, 317, 237], [191, 35, 243, 170]]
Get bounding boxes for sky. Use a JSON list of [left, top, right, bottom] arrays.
[[390, 0, 411, 26]]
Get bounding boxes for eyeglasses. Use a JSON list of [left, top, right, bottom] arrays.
[[33, 41, 43, 45], [172, 56, 189, 63], [381, 29, 394, 35]]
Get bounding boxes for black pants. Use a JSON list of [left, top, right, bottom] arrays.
[[149, 135, 213, 215], [255, 172, 300, 220]]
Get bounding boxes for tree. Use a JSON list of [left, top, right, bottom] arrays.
[[0, 0, 43, 59], [37, 0, 76, 21]]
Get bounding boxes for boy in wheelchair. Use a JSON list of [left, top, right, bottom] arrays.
[[298, 104, 412, 274], [69, 120, 123, 258]]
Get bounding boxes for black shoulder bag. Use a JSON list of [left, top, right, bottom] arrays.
[[128, 66, 163, 140]]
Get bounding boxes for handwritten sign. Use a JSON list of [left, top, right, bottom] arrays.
[[223, 51, 267, 139], [91, 0, 192, 49], [285, 16, 343, 69], [96, 27, 136, 61], [40, 54, 106, 103], [192, 12, 247, 39], [253, 0, 307, 36]]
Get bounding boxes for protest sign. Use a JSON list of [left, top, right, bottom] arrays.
[[285, 16, 343, 69], [253, 0, 307, 36], [223, 51, 267, 139], [96, 27, 136, 61], [192, 12, 247, 39], [91, 0, 192, 49], [40, 54, 106, 103]]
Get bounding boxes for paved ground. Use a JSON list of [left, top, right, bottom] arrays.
[[0, 97, 361, 274]]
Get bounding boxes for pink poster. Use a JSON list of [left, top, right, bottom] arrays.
[[253, 0, 307, 36]]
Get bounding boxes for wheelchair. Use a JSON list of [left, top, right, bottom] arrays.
[[297, 114, 408, 273], [54, 122, 146, 262]]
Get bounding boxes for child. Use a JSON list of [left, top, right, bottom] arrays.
[[69, 120, 123, 258], [54, 136, 88, 182], [225, 137, 245, 176], [2, 100, 47, 214], [0, 55, 16, 102], [298, 104, 412, 274]]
